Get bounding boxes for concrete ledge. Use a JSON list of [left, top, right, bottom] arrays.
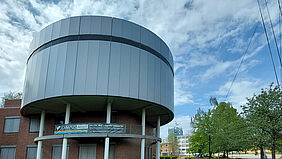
[[34, 133, 161, 142]]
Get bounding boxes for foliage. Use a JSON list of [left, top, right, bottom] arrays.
[[189, 98, 251, 156], [0, 91, 22, 107], [242, 83, 282, 159], [168, 133, 179, 155]]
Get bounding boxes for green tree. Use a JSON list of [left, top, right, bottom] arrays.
[[211, 101, 250, 157], [1, 91, 22, 107], [242, 84, 282, 159], [168, 132, 179, 156], [188, 109, 212, 154]]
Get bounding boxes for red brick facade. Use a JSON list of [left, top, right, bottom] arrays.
[[0, 99, 156, 159]]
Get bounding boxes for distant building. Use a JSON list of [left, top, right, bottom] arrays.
[[177, 135, 190, 156], [160, 142, 173, 156], [168, 127, 183, 136]]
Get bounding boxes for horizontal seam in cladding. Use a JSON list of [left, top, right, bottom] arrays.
[[28, 35, 174, 75]]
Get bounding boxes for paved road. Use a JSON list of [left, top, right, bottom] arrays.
[[229, 154, 282, 159]]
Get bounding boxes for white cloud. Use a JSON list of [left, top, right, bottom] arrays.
[[215, 79, 267, 111]]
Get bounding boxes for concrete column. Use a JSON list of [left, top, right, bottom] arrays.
[[61, 104, 71, 159], [36, 110, 45, 159], [156, 116, 161, 159], [141, 108, 146, 159], [104, 102, 111, 159]]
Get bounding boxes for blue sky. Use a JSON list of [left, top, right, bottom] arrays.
[[0, 0, 281, 139]]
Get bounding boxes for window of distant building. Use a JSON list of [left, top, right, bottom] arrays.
[[29, 117, 40, 132], [26, 145, 37, 159], [4, 116, 20, 133], [0, 145, 16, 159]]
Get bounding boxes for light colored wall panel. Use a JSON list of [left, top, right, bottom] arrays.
[[54, 43, 67, 96], [31, 52, 42, 101], [80, 16, 92, 34], [129, 46, 140, 98], [96, 41, 110, 95], [118, 44, 131, 97], [154, 58, 161, 104], [59, 18, 70, 37], [51, 20, 61, 40], [108, 42, 121, 95], [90, 16, 102, 34], [139, 50, 148, 100], [69, 17, 80, 35], [74, 41, 88, 95], [45, 45, 59, 98], [112, 18, 122, 37], [147, 53, 155, 102], [37, 48, 50, 100], [101, 17, 112, 36], [62, 41, 78, 95], [85, 41, 99, 94]]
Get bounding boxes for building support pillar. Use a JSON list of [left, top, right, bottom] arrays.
[[104, 102, 112, 159], [36, 110, 45, 159], [61, 104, 71, 159], [141, 108, 146, 159], [156, 116, 161, 159]]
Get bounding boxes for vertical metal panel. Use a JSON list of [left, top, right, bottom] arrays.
[[31, 53, 42, 101], [85, 41, 99, 94], [27, 52, 37, 102], [160, 61, 166, 106], [164, 65, 169, 107], [147, 53, 155, 101], [34, 33, 40, 52], [108, 42, 121, 95], [44, 24, 53, 44], [37, 48, 50, 100], [54, 43, 67, 96], [90, 16, 102, 34], [51, 20, 61, 40], [79, 144, 96, 159], [24, 56, 33, 103], [74, 41, 88, 95], [63, 41, 78, 95], [122, 21, 140, 42], [112, 18, 122, 37], [139, 50, 148, 100], [170, 71, 174, 110], [45, 45, 59, 98], [39, 28, 45, 47], [119, 44, 130, 97], [153, 36, 161, 53], [59, 18, 70, 37], [96, 41, 110, 95], [69, 17, 80, 35], [129, 46, 140, 98], [80, 16, 92, 34], [160, 41, 169, 63], [101, 17, 112, 36], [141, 27, 154, 50], [154, 58, 161, 104]]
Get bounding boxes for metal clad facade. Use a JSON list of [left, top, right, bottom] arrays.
[[23, 16, 174, 115]]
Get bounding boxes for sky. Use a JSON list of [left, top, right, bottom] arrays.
[[0, 0, 281, 139]]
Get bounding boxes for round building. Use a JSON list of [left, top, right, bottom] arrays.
[[21, 16, 174, 159]]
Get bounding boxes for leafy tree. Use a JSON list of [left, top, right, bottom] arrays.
[[1, 91, 22, 107], [168, 132, 179, 156], [188, 109, 212, 154], [242, 83, 281, 159]]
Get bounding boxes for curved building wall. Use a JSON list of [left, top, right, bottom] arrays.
[[22, 16, 174, 124]]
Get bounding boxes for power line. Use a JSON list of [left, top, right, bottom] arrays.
[[264, 0, 282, 67], [277, 0, 282, 16], [257, 0, 280, 86], [225, 23, 259, 99]]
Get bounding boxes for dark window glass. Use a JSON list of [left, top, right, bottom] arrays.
[[0, 146, 16, 159], [29, 117, 40, 132]]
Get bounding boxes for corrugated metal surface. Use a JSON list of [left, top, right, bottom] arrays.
[[22, 16, 174, 116]]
